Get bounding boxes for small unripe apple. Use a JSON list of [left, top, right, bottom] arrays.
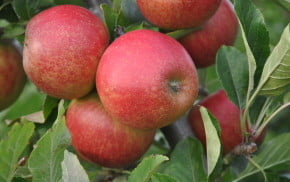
[[66, 93, 156, 168], [179, 0, 238, 68], [0, 43, 26, 111], [23, 5, 109, 99], [188, 90, 265, 154], [137, 0, 221, 30], [96, 29, 199, 129]]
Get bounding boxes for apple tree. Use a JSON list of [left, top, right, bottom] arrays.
[[0, 0, 289, 181]]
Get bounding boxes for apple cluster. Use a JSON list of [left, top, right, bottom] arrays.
[[20, 0, 243, 168]]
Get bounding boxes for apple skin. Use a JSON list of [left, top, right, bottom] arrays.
[[66, 93, 156, 168], [188, 90, 265, 155], [137, 0, 221, 30], [0, 43, 26, 111], [179, 0, 238, 68], [96, 29, 199, 130], [23, 5, 109, 100]]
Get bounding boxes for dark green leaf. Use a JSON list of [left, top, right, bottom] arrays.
[[12, 0, 39, 20], [235, 0, 270, 85], [221, 167, 237, 182], [28, 100, 71, 182], [43, 95, 59, 119], [151, 173, 179, 182], [164, 138, 207, 182], [61, 150, 89, 182], [38, 0, 54, 8], [0, 3, 19, 22], [216, 46, 249, 109], [0, 122, 35, 182], [257, 24, 290, 96], [128, 155, 169, 182], [234, 133, 290, 181], [54, 0, 84, 6]]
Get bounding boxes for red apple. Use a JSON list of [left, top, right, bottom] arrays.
[[179, 0, 238, 68], [66, 93, 156, 168], [188, 90, 265, 155], [0, 42, 26, 111], [96, 29, 199, 129], [23, 5, 109, 100], [137, 0, 221, 30]]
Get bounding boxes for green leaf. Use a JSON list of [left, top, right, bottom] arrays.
[[151, 173, 179, 182], [275, 0, 290, 11], [1, 23, 25, 39], [14, 166, 31, 179], [0, 122, 35, 182], [43, 95, 59, 119], [166, 28, 196, 40], [234, 0, 270, 85], [0, 82, 46, 121], [28, 101, 71, 182], [164, 138, 207, 182], [257, 24, 290, 96], [200, 107, 221, 176], [61, 150, 89, 182], [221, 167, 237, 182], [284, 92, 290, 103], [237, 19, 256, 106], [125, 21, 158, 32], [0, 19, 10, 27], [234, 133, 290, 182], [112, 0, 122, 11], [101, 4, 118, 40], [128, 155, 169, 182], [125, 22, 145, 32], [216, 46, 249, 109], [101, 3, 131, 41]]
